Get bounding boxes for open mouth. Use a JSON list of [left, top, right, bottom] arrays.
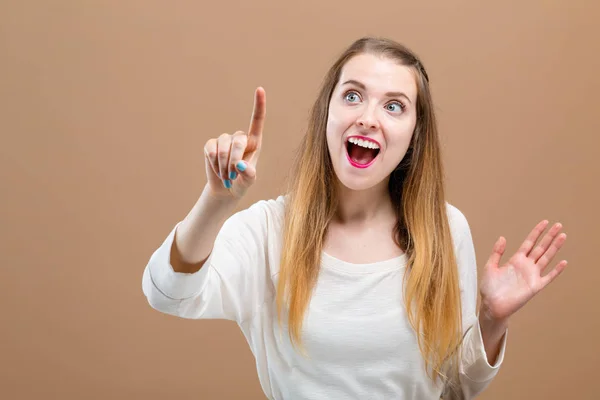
[[345, 137, 381, 168]]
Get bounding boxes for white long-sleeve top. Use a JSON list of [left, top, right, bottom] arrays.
[[142, 195, 507, 399]]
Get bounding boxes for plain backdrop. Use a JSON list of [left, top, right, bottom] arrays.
[[1, 1, 598, 399]]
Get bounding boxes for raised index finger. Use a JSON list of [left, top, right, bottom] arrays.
[[248, 87, 266, 140]]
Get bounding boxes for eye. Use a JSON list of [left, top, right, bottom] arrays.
[[344, 90, 361, 103], [385, 101, 405, 113]]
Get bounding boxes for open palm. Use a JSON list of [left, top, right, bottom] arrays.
[[479, 220, 568, 321]]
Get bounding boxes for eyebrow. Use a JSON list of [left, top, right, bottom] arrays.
[[342, 79, 412, 104]]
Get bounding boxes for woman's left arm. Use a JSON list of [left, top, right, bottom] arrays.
[[478, 313, 508, 366], [478, 219, 568, 364], [445, 210, 568, 399]]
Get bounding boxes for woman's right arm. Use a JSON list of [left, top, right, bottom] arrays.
[[174, 86, 267, 273], [170, 184, 241, 274], [142, 87, 269, 322]]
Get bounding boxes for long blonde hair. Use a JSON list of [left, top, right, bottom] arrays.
[[277, 37, 463, 383]]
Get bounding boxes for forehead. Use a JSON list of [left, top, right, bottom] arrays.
[[338, 53, 418, 100]]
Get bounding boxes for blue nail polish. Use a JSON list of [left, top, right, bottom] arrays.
[[236, 161, 247, 172], [230, 171, 237, 180], [224, 179, 232, 189]]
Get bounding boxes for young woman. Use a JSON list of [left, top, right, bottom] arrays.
[[142, 37, 568, 399]]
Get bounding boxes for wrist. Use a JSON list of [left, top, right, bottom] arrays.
[[479, 306, 509, 336], [478, 306, 508, 366], [203, 183, 240, 203], [198, 184, 240, 222]]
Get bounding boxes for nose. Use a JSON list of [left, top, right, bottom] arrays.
[[356, 106, 380, 130]]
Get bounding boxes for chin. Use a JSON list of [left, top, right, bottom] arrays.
[[338, 180, 378, 192], [334, 168, 389, 192]]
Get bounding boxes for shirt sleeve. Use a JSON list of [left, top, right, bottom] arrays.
[[141, 199, 276, 324], [444, 206, 508, 399]]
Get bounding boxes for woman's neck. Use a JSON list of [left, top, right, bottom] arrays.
[[333, 179, 395, 225]]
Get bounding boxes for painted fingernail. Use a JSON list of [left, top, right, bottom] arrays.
[[230, 171, 237, 180], [236, 161, 247, 172], [223, 179, 232, 189]]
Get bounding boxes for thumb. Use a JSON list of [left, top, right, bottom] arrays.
[[486, 236, 506, 270], [234, 160, 257, 182]]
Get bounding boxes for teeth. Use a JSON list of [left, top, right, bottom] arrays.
[[348, 137, 379, 150]]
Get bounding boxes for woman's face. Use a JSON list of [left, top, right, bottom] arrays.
[[326, 53, 418, 191]]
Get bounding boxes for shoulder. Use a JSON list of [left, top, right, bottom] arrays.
[[222, 194, 287, 236], [218, 195, 287, 277], [236, 194, 287, 222], [445, 201, 473, 247]]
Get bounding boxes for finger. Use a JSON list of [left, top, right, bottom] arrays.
[[245, 87, 266, 159], [228, 131, 248, 181], [485, 236, 506, 270], [217, 133, 232, 188], [234, 160, 256, 181], [537, 233, 567, 272], [204, 138, 220, 178], [248, 87, 266, 139], [518, 220, 549, 255], [529, 222, 563, 263], [540, 260, 568, 290]]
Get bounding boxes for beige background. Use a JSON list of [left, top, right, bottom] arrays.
[[1, 1, 598, 399]]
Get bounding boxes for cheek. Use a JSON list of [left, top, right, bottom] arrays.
[[325, 116, 333, 143], [328, 100, 354, 127], [384, 123, 416, 156], [326, 110, 344, 143]]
